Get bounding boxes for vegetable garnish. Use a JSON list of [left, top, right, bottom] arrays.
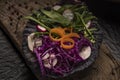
[[63, 33, 80, 39], [60, 38, 75, 49], [26, 3, 97, 77], [49, 27, 80, 49], [28, 33, 35, 51], [79, 46, 91, 60], [49, 27, 65, 41], [36, 25, 46, 32]]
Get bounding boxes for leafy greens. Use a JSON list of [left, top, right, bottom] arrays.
[[26, 4, 97, 43]]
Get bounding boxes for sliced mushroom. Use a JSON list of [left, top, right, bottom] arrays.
[[27, 33, 42, 51], [27, 33, 35, 51], [79, 46, 91, 60], [42, 53, 57, 69], [63, 9, 74, 21]]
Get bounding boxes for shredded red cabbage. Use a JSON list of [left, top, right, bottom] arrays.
[[33, 34, 92, 76]]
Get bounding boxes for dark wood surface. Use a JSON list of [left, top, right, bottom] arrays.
[[0, 27, 36, 80], [0, 0, 120, 80], [0, 0, 59, 52]]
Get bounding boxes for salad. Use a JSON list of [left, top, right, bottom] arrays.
[[26, 4, 97, 77]]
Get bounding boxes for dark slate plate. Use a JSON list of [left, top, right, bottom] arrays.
[[22, 19, 103, 79]]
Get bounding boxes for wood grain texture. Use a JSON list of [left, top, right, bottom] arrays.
[[0, 28, 36, 80], [80, 43, 120, 80], [0, 0, 59, 52], [0, 0, 120, 80]]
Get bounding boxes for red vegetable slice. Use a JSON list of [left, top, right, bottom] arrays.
[[36, 25, 46, 32]]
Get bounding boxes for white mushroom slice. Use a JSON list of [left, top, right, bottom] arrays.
[[79, 46, 91, 60], [86, 21, 91, 28], [63, 9, 74, 21], [27, 33, 35, 51], [43, 54, 57, 69], [28, 33, 43, 51], [53, 5, 61, 11]]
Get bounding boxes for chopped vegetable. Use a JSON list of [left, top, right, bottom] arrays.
[[79, 46, 91, 60], [32, 35, 91, 76], [42, 53, 57, 69], [36, 25, 46, 32], [64, 27, 73, 34], [63, 33, 80, 38], [60, 38, 74, 49], [28, 33, 35, 51], [49, 27, 65, 41], [49, 27, 80, 49]]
